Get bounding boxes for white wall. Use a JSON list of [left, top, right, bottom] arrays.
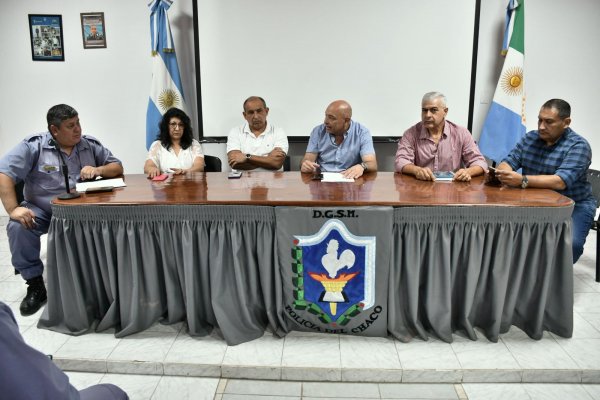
[[1, 0, 598, 177], [0, 0, 195, 175], [196, 0, 476, 139]]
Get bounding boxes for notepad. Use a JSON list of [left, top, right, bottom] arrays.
[[76, 178, 126, 193]]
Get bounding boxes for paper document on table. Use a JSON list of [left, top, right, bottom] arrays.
[[321, 172, 354, 182], [76, 178, 126, 193]]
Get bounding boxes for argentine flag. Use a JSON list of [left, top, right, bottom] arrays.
[[146, 0, 186, 149], [478, 0, 525, 163]]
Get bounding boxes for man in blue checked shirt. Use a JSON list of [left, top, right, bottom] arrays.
[[494, 99, 596, 262]]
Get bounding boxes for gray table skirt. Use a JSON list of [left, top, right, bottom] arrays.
[[389, 206, 573, 343], [39, 205, 285, 346], [38, 203, 574, 345]]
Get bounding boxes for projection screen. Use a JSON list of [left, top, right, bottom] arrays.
[[195, 0, 477, 138]]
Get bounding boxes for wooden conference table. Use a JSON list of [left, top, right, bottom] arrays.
[[38, 172, 574, 345]]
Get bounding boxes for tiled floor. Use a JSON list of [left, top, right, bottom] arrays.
[[1, 216, 600, 399]]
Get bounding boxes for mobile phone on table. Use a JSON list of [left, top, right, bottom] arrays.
[[151, 173, 169, 181], [311, 167, 323, 180], [486, 166, 501, 186], [85, 186, 114, 193], [228, 170, 242, 179]]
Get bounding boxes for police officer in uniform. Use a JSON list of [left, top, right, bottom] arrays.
[[0, 104, 123, 316], [0, 302, 129, 399]]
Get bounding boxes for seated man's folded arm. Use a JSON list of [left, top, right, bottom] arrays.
[[227, 150, 257, 171], [244, 147, 286, 170]]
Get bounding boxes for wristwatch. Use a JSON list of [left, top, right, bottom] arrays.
[[246, 153, 252, 159], [521, 175, 528, 189], [360, 162, 368, 171]]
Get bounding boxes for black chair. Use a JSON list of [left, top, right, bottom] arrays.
[[283, 155, 291, 172], [204, 155, 222, 172], [587, 169, 600, 282]]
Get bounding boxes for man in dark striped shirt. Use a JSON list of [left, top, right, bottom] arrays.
[[494, 99, 596, 262]]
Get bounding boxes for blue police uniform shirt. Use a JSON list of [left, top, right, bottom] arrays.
[[306, 120, 375, 172], [0, 131, 122, 214], [503, 127, 594, 204], [0, 302, 80, 399]]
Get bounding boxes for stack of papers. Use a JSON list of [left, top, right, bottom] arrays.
[[75, 178, 126, 193], [321, 172, 354, 183]]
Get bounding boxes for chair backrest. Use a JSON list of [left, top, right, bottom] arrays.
[[587, 169, 600, 208], [204, 155, 222, 172]]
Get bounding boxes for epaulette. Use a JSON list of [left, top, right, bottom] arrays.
[[24, 132, 46, 143], [82, 135, 103, 146]]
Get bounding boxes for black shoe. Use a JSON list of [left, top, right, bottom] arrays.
[[20, 277, 47, 316]]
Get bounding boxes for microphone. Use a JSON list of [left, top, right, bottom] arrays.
[[48, 138, 80, 200]]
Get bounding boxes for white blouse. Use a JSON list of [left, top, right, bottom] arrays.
[[146, 139, 204, 173]]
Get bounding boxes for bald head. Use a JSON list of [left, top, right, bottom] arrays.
[[327, 100, 352, 118], [324, 100, 352, 135]]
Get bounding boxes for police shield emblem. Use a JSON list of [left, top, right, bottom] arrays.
[[291, 219, 375, 325]]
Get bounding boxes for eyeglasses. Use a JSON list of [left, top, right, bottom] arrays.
[[169, 122, 184, 129]]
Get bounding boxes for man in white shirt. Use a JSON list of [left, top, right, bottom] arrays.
[[226, 96, 289, 171]]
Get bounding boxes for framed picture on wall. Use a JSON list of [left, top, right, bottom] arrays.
[[28, 14, 64, 61], [80, 12, 107, 49]]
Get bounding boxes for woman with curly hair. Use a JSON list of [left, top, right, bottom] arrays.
[[144, 108, 205, 177]]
